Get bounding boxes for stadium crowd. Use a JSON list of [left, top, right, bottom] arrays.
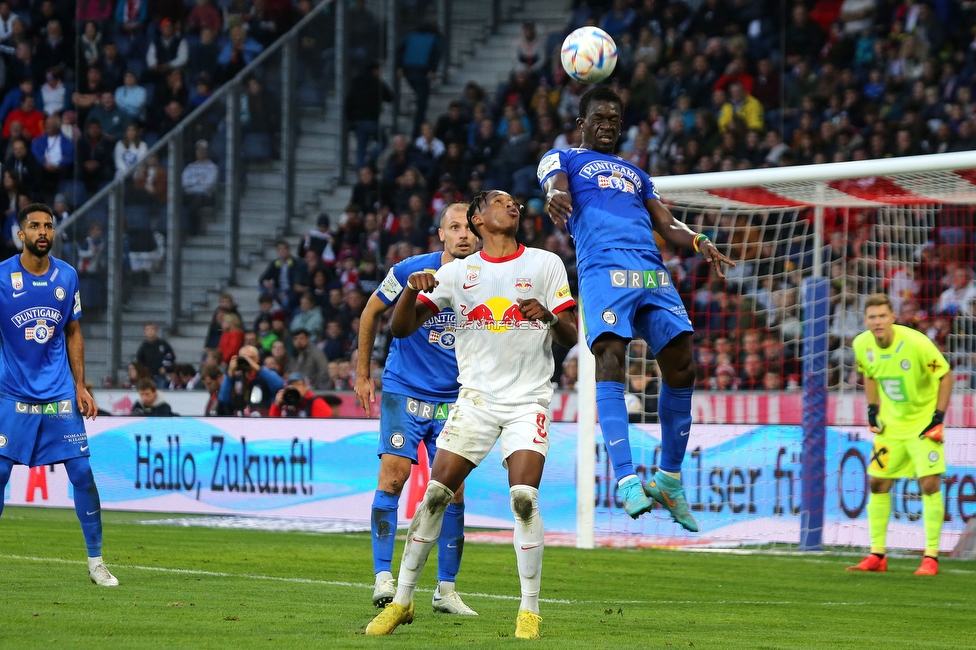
[[104, 0, 976, 416]]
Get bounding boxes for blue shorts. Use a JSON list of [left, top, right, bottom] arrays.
[[377, 391, 453, 464], [0, 395, 88, 467], [578, 249, 693, 355]]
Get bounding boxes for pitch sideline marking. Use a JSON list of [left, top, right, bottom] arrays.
[[2, 553, 975, 607]]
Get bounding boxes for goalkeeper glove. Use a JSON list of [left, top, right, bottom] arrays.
[[867, 404, 885, 434], [919, 410, 945, 444]]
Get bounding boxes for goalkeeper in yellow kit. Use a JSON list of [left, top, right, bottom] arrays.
[[849, 293, 953, 576]]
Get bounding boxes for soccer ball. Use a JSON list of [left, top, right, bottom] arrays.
[[561, 27, 617, 84]]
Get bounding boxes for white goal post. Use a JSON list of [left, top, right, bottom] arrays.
[[575, 150, 976, 551]]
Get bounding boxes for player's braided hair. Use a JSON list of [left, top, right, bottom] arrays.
[[465, 190, 490, 239]]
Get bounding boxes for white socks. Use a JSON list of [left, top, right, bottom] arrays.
[[393, 480, 453, 607], [511, 485, 544, 615]]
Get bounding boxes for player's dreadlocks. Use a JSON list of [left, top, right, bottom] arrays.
[[466, 190, 490, 239]]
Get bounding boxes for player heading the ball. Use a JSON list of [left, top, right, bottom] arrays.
[[538, 86, 735, 530]]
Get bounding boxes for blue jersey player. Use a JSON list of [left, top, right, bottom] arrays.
[[354, 203, 477, 615], [0, 203, 118, 586], [539, 87, 735, 530]]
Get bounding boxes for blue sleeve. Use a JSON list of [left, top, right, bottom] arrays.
[[259, 367, 285, 392], [218, 374, 232, 403], [67, 266, 82, 322], [31, 136, 44, 161], [536, 149, 567, 188], [217, 44, 232, 66], [639, 167, 661, 202], [61, 138, 74, 167], [376, 258, 411, 307]]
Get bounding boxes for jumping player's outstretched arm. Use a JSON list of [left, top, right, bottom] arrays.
[[542, 172, 572, 229], [354, 291, 390, 414], [64, 320, 97, 420], [390, 271, 437, 338], [646, 198, 736, 279]]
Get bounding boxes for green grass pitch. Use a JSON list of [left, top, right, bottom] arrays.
[[1, 506, 974, 649]]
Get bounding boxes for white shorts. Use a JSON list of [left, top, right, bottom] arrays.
[[436, 389, 551, 468]]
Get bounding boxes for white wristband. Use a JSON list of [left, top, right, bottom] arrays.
[[548, 313, 559, 327], [406, 280, 418, 291]]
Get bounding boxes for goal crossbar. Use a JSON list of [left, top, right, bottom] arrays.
[[652, 151, 976, 208]]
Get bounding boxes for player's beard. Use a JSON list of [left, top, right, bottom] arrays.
[[23, 237, 51, 258]]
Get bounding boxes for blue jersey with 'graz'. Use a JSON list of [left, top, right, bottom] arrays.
[[537, 147, 661, 264], [0, 256, 81, 402], [376, 251, 459, 402]]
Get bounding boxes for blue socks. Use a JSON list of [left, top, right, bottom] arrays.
[[437, 501, 465, 583], [373, 488, 466, 581], [0, 455, 12, 518], [371, 490, 399, 575], [596, 381, 634, 480], [658, 384, 694, 473], [64, 457, 103, 557]]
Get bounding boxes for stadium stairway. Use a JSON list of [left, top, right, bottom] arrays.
[[83, 0, 570, 384]]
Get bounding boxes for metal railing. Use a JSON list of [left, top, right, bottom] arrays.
[[60, 0, 530, 383]]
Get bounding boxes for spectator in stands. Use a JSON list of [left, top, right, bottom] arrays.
[[39, 69, 68, 116], [35, 20, 72, 81], [936, 266, 976, 317], [346, 62, 393, 171], [79, 20, 103, 69], [71, 68, 106, 127], [9, 42, 39, 90], [514, 20, 545, 78], [157, 99, 186, 136], [182, 139, 218, 236], [0, 2, 16, 44], [5, 139, 42, 196], [435, 101, 469, 147], [718, 81, 764, 133], [115, 70, 148, 121], [221, 344, 284, 417], [738, 353, 766, 390], [290, 292, 324, 343], [320, 319, 348, 361], [4, 93, 44, 139], [132, 152, 167, 204], [286, 328, 329, 389], [201, 362, 232, 416], [131, 377, 175, 416], [184, 0, 218, 32], [218, 24, 263, 83], [269, 372, 332, 418], [146, 17, 188, 84], [114, 122, 147, 178], [114, 0, 149, 59], [396, 22, 443, 137], [352, 166, 383, 214], [259, 239, 304, 313], [87, 91, 131, 141], [205, 293, 239, 350], [99, 41, 126, 89], [785, 3, 824, 62], [0, 79, 34, 129], [241, 77, 279, 136], [32, 113, 73, 201], [135, 322, 176, 388], [217, 312, 245, 363]]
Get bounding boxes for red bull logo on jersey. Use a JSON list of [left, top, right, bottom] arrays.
[[459, 297, 545, 332], [515, 278, 532, 293], [597, 172, 635, 194]]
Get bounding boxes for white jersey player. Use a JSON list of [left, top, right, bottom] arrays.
[[366, 190, 577, 639]]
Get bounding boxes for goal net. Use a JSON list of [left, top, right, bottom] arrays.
[[575, 151, 976, 552]]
